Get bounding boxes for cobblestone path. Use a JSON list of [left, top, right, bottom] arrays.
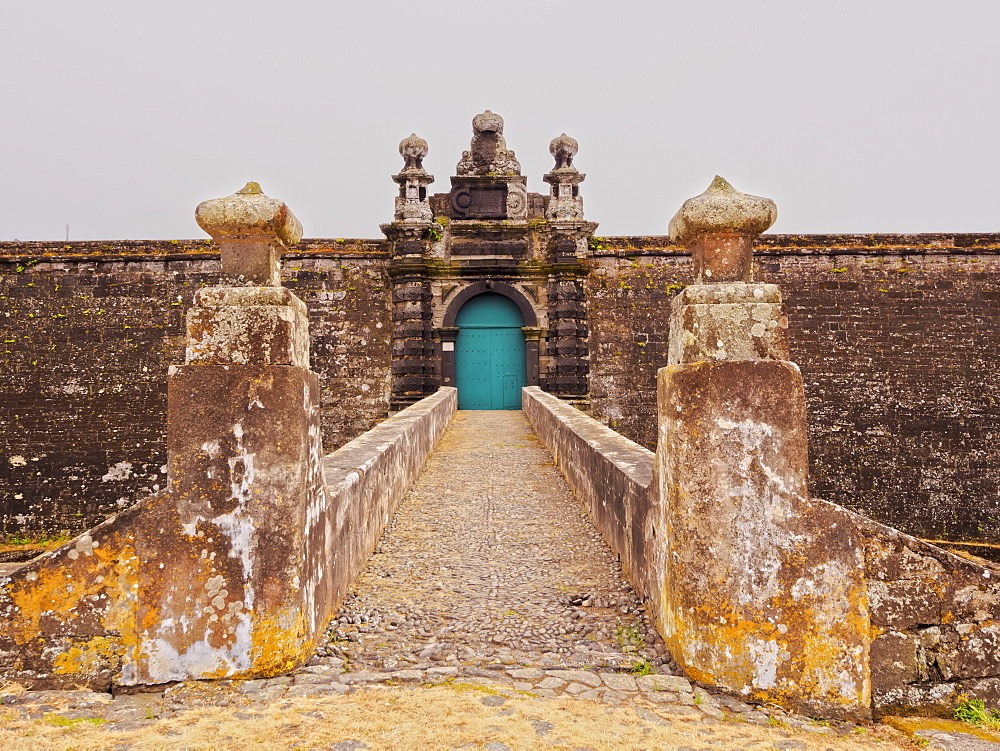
[[324, 409, 671, 675]]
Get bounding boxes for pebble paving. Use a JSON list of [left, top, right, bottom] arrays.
[[323, 410, 667, 675], [0, 410, 965, 749]]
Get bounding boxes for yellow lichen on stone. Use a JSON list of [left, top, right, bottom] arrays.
[[250, 610, 311, 675], [53, 635, 124, 675], [6, 535, 137, 647]]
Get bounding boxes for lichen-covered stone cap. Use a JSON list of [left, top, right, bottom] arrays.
[[549, 133, 579, 171], [473, 110, 504, 134], [399, 133, 429, 171], [668, 176, 776, 246], [195, 182, 303, 246]]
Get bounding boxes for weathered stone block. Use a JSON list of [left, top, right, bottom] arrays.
[[949, 584, 1000, 623], [873, 681, 957, 718], [944, 622, 1000, 679], [654, 359, 870, 721], [960, 677, 1000, 707], [867, 579, 942, 629], [865, 534, 946, 581], [185, 287, 310, 367], [870, 631, 919, 690], [667, 299, 789, 364]]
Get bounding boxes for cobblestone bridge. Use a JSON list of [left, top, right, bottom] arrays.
[[326, 409, 669, 677]]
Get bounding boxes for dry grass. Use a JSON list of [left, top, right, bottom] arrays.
[[0, 682, 916, 750], [0, 682, 27, 697]]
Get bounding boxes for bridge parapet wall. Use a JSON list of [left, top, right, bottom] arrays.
[[311, 386, 456, 633], [522, 386, 653, 598], [525, 384, 1000, 718]]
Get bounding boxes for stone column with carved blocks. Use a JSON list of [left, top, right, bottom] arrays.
[[545, 278, 589, 397], [540, 134, 595, 399], [382, 134, 441, 409], [390, 278, 436, 407]]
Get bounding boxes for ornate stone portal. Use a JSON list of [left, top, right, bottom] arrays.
[[381, 112, 598, 409]]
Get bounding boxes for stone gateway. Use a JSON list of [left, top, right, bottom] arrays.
[[1, 112, 999, 724]]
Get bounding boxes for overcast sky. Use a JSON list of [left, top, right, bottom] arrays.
[[2, 1, 997, 241]]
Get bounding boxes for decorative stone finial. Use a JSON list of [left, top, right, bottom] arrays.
[[669, 176, 776, 244], [195, 183, 303, 286], [391, 135, 435, 223], [399, 134, 429, 172], [543, 134, 586, 222], [456, 110, 521, 176], [549, 133, 579, 171], [668, 177, 777, 283], [472, 110, 504, 135]]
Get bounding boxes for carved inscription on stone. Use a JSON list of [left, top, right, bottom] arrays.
[[451, 240, 527, 257], [451, 185, 508, 219]]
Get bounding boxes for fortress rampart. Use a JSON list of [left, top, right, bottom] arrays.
[[3, 234, 998, 547]]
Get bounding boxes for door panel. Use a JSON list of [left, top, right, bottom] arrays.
[[455, 329, 493, 409], [454, 295, 527, 410]]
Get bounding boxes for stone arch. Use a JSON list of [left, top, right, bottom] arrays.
[[440, 281, 540, 390], [442, 280, 538, 328]]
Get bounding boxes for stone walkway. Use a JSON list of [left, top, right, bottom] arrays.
[[324, 409, 666, 675], [0, 410, 977, 749]]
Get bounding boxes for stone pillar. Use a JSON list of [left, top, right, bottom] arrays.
[[127, 184, 325, 683], [546, 279, 589, 397], [382, 135, 440, 409], [390, 278, 435, 408], [652, 177, 871, 720], [541, 134, 596, 400]]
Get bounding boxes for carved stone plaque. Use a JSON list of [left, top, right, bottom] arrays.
[[451, 185, 508, 219]]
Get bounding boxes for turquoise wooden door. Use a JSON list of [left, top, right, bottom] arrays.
[[455, 294, 526, 410]]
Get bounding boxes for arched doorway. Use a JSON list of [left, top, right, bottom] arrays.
[[454, 294, 526, 409]]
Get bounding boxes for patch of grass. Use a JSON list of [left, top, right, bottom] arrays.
[[628, 657, 653, 676], [43, 713, 105, 727], [955, 696, 1000, 729], [0, 531, 71, 547], [615, 620, 644, 654]]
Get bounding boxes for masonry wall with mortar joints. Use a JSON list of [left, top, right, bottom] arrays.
[[2, 234, 999, 546], [586, 234, 1000, 545], [0, 240, 392, 535]]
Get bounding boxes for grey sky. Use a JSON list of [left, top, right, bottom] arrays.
[[2, 1, 997, 241]]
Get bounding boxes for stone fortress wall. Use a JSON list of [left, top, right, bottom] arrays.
[[3, 234, 998, 546], [0, 240, 393, 534]]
